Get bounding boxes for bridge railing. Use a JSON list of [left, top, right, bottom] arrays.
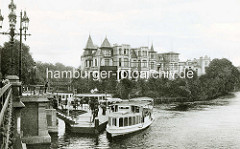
[[0, 83, 13, 149], [22, 85, 54, 96]]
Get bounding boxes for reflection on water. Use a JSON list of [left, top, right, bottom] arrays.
[[50, 92, 240, 149]]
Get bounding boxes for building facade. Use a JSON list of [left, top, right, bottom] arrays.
[[81, 36, 211, 80]]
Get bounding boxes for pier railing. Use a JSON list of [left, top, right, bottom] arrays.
[[22, 85, 54, 96], [0, 83, 13, 149]]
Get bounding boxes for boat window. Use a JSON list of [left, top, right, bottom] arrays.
[[133, 117, 136, 125], [63, 95, 65, 98], [124, 117, 128, 126], [112, 118, 117, 126], [131, 106, 135, 112], [129, 117, 132, 125], [119, 118, 123, 127], [138, 116, 140, 124], [119, 106, 129, 109], [108, 118, 111, 126], [136, 107, 139, 113]]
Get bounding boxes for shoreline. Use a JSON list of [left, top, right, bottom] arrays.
[[153, 92, 236, 104]]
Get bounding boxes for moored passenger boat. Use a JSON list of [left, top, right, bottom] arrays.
[[106, 97, 154, 137]]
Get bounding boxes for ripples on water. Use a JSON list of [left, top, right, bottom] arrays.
[[50, 92, 240, 149]]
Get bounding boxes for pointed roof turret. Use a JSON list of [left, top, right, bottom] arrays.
[[85, 35, 96, 49], [150, 43, 156, 53], [100, 37, 112, 48]]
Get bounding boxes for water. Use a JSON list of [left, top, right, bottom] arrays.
[[50, 92, 240, 149]]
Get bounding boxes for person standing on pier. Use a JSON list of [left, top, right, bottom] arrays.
[[44, 82, 49, 93], [89, 99, 95, 122]]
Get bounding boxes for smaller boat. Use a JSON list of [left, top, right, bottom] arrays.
[[106, 97, 154, 137]]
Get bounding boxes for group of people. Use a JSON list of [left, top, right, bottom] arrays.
[[50, 94, 106, 123]]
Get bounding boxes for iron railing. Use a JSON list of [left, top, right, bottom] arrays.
[[0, 83, 13, 149]]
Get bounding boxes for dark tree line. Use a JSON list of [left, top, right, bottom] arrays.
[[72, 58, 240, 101]]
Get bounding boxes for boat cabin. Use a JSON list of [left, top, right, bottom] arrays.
[[108, 100, 153, 128]]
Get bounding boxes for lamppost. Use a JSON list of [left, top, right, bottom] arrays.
[[0, 0, 30, 81]]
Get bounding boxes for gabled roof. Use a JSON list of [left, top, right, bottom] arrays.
[[95, 49, 101, 56], [85, 35, 96, 49], [101, 37, 112, 48]]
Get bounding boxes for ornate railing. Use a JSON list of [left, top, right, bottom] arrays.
[[0, 83, 13, 149], [22, 85, 54, 96]]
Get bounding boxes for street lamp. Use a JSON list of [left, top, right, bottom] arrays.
[[0, 0, 31, 81], [19, 10, 30, 82], [22, 11, 29, 40]]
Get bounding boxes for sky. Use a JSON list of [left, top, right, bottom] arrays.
[[0, 0, 240, 67]]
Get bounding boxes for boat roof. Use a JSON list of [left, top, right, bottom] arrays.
[[75, 93, 112, 97], [129, 97, 154, 102], [104, 98, 123, 102], [109, 112, 142, 117], [110, 100, 152, 107]]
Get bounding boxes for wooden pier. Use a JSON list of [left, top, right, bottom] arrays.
[[57, 105, 109, 134]]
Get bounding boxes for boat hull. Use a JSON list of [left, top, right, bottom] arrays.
[[106, 117, 153, 137]]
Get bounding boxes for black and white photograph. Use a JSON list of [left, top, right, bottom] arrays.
[[0, 0, 240, 148]]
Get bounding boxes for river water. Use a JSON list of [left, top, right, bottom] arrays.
[[50, 92, 240, 149]]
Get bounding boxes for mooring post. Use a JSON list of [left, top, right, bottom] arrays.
[[95, 118, 99, 128]]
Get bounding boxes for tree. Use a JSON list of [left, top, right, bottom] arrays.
[[116, 79, 134, 99], [1, 40, 35, 84]]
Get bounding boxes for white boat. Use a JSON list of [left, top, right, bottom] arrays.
[[106, 97, 154, 137]]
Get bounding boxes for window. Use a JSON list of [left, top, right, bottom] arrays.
[[86, 60, 92, 67], [124, 117, 128, 126], [143, 51, 147, 56], [119, 118, 123, 127], [119, 48, 122, 55], [104, 50, 111, 56], [123, 49, 129, 55], [138, 60, 141, 67], [150, 62, 154, 69], [138, 51, 141, 56], [124, 58, 128, 67], [119, 106, 129, 109], [131, 60, 137, 67], [119, 58, 122, 67], [151, 53, 154, 59], [112, 118, 116, 126], [143, 60, 147, 67], [105, 59, 110, 66], [96, 59, 98, 66]]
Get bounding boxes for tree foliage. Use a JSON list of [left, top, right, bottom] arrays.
[[1, 40, 35, 84]]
